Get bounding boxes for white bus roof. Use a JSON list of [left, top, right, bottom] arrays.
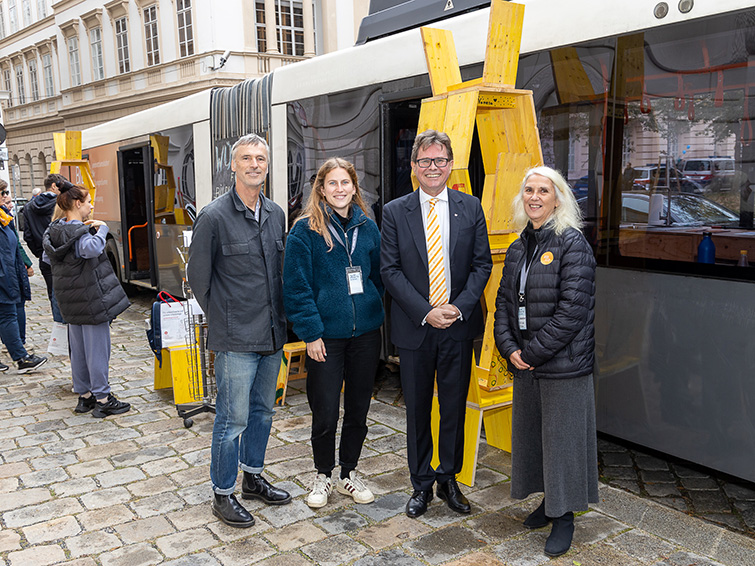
[[272, 0, 749, 105], [82, 89, 212, 149]]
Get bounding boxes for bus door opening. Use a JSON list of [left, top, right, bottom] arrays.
[[117, 145, 158, 288]]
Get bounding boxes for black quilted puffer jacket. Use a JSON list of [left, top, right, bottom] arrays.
[[494, 225, 595, 379]]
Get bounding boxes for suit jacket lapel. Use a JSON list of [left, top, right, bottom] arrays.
[[449, 188, 462, 258], [405, 191, 428, 268]]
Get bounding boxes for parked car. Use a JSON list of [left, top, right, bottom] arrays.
[[578, 191, 739, 227], [680, 157, 735, 186], [631, 166, 704, 194]]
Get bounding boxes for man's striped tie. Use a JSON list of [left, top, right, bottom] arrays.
[[427, 198, 448, 307]]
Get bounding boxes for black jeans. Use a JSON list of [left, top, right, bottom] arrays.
[[306, 328, 381, 475]]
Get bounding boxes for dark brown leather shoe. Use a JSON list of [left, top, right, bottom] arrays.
[[406, 489, 433, 518], [436, 479, 471, 514], [241, 473, 292, 505], [212, 493, 255, 528]]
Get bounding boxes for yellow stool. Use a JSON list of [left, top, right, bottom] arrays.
[[275, 341, 308, 406]]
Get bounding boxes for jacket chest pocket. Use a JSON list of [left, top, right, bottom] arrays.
[[221, 242, 251, 275]]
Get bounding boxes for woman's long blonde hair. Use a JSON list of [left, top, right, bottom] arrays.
[[511, 166, 583, 234], [295, 157, 368, 250]]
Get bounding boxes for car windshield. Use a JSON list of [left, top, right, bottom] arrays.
[[684, 160, 710, 172], [618, 193, 739, 226], [670, 194, 738, 225]]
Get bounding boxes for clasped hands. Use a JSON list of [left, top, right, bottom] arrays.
[[426, 304, 461, 329]]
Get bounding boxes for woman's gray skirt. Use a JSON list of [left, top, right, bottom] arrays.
[[510, 371, 599, 518]]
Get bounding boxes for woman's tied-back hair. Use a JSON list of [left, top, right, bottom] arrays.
[[295, 157, 368, 250], [56, 184, 89, 212], [511, 166, 583, 234]]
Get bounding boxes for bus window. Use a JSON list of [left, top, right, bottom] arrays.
[[607, 9, 755, 270]]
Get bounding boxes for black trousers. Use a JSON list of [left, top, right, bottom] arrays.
[[399, 327, 473, 491], [306, 328, 381, 475]]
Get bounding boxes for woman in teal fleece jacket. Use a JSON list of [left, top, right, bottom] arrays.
[[283, 157, 383, 510]]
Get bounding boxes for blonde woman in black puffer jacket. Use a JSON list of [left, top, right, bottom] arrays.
[[494, 166, 597, 559]]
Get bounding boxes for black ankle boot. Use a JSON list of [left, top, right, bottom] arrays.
[[523, 499, 550, 529], [241, 472, 292, 505], [544, 511, 574, 557], [212, 493, 255, 528]]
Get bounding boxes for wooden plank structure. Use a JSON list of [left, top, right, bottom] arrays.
[[418, 0, 544, 486], [50, 131, 96, 201]]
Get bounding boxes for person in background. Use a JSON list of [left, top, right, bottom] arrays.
[[187, 133, 291, 528], [24, 174, 70, 323], [0, 180, 46, 373], [380, 130, 492, 518], [31, 187, 41, 197], [493, 166, 598, 558], [42, 184, 131, 417], [283, 157, 384, 509]]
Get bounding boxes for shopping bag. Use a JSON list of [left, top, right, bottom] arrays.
[[47, 322, 68, 356]]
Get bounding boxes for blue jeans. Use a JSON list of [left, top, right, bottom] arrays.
[[0, 302, 28, 361], [211, 349, 282, 494]]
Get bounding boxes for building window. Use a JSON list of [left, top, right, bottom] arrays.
[[36, 0, 45, 18], [67, 36, 81, 87], [90, 27, 104, 81], [255, 2, 266, 52], [15, 65, 25, 104], [255, 0, 305, 56], [28, 58, 38, 101], [21, 0, 29, 26], [115, 17, 130, 74], [143, 5, 160, 66], [4, 69, 13, 106], [0, 3, 6, 39], [42, 53, 53, 97], [8, 0, 17, 33], [177, 0, 193, 58]]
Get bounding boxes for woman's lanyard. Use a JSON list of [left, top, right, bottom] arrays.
[[517, 244, 538, 330], [328, 223, 363, 295]]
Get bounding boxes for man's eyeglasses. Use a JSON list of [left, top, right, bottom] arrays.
[[0, 191, 9, 196], [414, 157, 450, 168]]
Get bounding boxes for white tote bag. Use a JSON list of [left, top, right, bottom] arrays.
[[47, 322, 69, 356]]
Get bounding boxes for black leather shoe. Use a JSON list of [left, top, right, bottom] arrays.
[[544, 512, 574, 557], [241, 473, 292, 505], [523, 499, 550, 529], [406, 490, 433, 518], [212, 493, 255, 528], [436, 479, 471, 514]]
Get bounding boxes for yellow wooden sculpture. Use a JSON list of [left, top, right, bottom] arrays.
[[424, 0, 544, 486], [50, 131, 96, 203]]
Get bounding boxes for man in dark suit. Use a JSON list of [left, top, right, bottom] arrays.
[[381, 129, 492, 517]]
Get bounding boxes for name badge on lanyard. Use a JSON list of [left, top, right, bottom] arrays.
[[518, 245, 538, 331], [329, 223, 363, 295], [346, 266, 364, 295]]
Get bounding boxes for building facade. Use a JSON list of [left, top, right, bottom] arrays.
[[0, 0, 368, 196]]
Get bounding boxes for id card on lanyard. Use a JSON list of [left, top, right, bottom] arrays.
[[329, 223, 364, 295], [518, 245, 538, 330]]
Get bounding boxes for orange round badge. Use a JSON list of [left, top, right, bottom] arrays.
[[540, 251, 554, 265]]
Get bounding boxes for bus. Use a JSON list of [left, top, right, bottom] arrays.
[[81, 0, 755, 483]]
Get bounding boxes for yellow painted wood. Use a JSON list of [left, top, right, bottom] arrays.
[[53, 131, 82, 160], [550, 47, 595, 104], [480, 174, 497, 227], [417, 98, 447, 135], [477, 108, 510, 173], [488, 232, 518, 252], [481, 0, 525, 87], [478, 93, 516, 108], [489, 152, 537, 232], [153, 346, 202, 405], [615, 33, 645, 100], [442, 90, 478, 169], [447, 77, 483, 92], [151, 134, 170, 165], [483, 403, 513, 452], [447, 169, 472, 195], [275, 341, 308, 406], [421, 27, 462, 96]]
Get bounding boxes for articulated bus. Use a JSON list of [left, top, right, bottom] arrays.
[[81, 0, 755, 483]]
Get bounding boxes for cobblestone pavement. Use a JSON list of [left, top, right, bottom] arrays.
[[0, 271, 754, 566]]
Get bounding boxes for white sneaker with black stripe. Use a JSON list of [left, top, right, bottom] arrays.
[[336, 471, 374, 504]]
